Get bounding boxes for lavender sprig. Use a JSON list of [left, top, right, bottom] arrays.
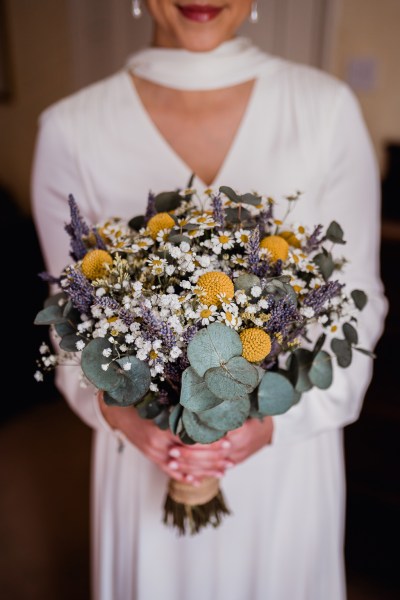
[[64, 269, 95, 314], [140, 304, 177, 350], [303, 225, 324, 253], [265, 297, 303, 336], [64, 194, 90, 261], [303, 281, 344, 315], [144, 191, 157, 224], [211, 192, 224, 229]]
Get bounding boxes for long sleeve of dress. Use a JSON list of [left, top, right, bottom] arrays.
[[31, 105, 109, 432], [272, 85, 388, 445]]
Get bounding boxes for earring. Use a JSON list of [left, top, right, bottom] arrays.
[[249, 0, 258, 23], [132, 0, 142, 19]]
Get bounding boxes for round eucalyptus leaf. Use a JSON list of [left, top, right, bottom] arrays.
[[239, 192, 262, 206], [187, 322, 242, 377], [34, 304, 65, 325], [182, 409, 225, 444], [309, 350, 333, 389], [153, 409, 170, 431], [351, 289, 368, 310], [44, 292, 67, 308], [128, 215, 145, 231], [343, 322, 358, 345], [290, 349, 314, 392], [326, 221, 346, 244], [258, 371, 295, 416], [168, 234, 192, 245], [169, 404, 183, 435], [59, 333, 82, 352], [55, 320, 76, 338], [197, 395, 250, 431], [331, 338, 352, 368], [314, 250, 335, 281], [225, 206, 252, 223], [219, 185, 240, 203], [180, 367, 223, 412], [154, 191, 182, 212], [205, 357, 259, 401], [234, 273, 260, 292], [137, 394, 163, 419], [81, 339, 150, 405]]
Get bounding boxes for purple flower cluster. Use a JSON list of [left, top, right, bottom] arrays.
[[94, 295, 135, 326], [265, 297, 303, 336], [140, 304, 177, 350], [144, 191, 157, 224], [246, 227, 261, 275], [211, 192, 224, 229], [64, 195, 90, 261], [303, 280, 344, 315], [91, 227, 107, 251], [303, 225, 324, 253], [65, 269, 95, 314]]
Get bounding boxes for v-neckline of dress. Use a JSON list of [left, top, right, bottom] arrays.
[[122, 70, 263, 190]]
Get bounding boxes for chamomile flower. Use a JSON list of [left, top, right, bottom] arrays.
[[198, 304, 217, 325]]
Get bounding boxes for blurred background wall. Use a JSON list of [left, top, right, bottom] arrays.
[[0, 1, 399, 598]]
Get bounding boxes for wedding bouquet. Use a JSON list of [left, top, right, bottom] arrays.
[[34, 184, 371, 535]]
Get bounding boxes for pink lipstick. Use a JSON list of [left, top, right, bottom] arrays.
[[177, 4, 223, 23]]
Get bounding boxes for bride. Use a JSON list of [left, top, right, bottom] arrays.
[[31, 1, 387, 599]]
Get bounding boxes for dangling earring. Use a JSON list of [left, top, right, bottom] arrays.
[[132, 0, 142, 19], [249, 0, 258, 23]]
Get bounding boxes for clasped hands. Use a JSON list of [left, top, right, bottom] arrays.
[[99, 392, 273, 486]]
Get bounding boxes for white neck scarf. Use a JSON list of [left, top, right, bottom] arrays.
[[125, 37, 272, 90]]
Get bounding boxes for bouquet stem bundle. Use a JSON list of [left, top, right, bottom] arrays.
[[163, 477, 230, 535]]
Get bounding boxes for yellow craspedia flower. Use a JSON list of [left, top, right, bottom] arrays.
[[240, 328, 272, 363], [147, 212, 175, 240], [196, 271, 234, 306], [260, 235, 289, 262], [279, 230, 301, 249], [81, 249, 113, 280]]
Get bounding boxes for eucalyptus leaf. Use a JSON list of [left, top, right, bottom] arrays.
[[81, 338, 151, 405], [314, 250, 335, 281], [153, 409, 170, 431], [351, 289, 368, 310], [137, 394, 163, 419], [59, 333, 82, 352], [331, 338, 352, 368], [187, 322, 242, 377], [169, 404, 183, 435], [197, 395, 250, 431], [353, 347, 376, 358], [205, 357, 259, 401], [289, 349, 314, 392], [44, 292, 67, 308], [258, 371, 295, 416], [154, 191, 182, 212], [326, 221, 346, 244], [234, 273, 261, 293], [239, 193, 262, 206], [312, 333, 326, 357], [343, 322, 358, 345], [128, 215, 145, 231], [309, 351, 333, 389], [182, 409, 225, 444], [180, 367, 223, 411], [34, 304, 65, 325], [219, 185, 240, 203], [225, 206, 252, 223], [168, 234, 192, 245]]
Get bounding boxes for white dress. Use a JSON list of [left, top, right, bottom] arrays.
[[31, 40, 387, 600]]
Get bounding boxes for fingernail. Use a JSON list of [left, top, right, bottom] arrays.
[[215, 472, 224, 479], [185, 474, 194, 482], [221, 440, 231, 449], [224, 461, 235, 469], [169, 448, 181, 458], [168, 460, 179, 470]]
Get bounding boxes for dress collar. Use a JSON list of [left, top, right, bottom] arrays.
[[125, 37, 271, 90]]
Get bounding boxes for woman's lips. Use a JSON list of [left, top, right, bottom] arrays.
[[177, 4, 223, 23]]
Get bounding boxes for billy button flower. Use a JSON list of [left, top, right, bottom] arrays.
[[260, 235, 289, 263], [81, 249, 113, 280], [147, 212, 175, 240], [196, 271, 234, 306], [279, 230, 301, 248], [240, 328, 272, 363]]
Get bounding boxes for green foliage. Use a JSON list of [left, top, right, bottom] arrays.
[[219, 186, 261, 206], [154, 191, 182, 212], [308, 351, 333, 389], [331, 338, 352, 368], [314, 248, 335, 281], [326, 221, 346, 244], [234, 273, 261, 293], [81, 338, 151, 406], [351, 289, 368, 310], [197, 396, 251, 431], [257, 371, 296, 416], [128, 215, 145, 231], [182, 409, 225, 444], [205, 357, 258, 401], [187, 322, 242, 377], [180, 367, 223, 411]]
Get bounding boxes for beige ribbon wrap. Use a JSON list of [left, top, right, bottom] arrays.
[[168, 477, 220, 506]]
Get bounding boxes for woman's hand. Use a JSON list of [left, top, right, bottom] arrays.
[[98, 392, 232, 484], [166, 417, 274, 483]]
